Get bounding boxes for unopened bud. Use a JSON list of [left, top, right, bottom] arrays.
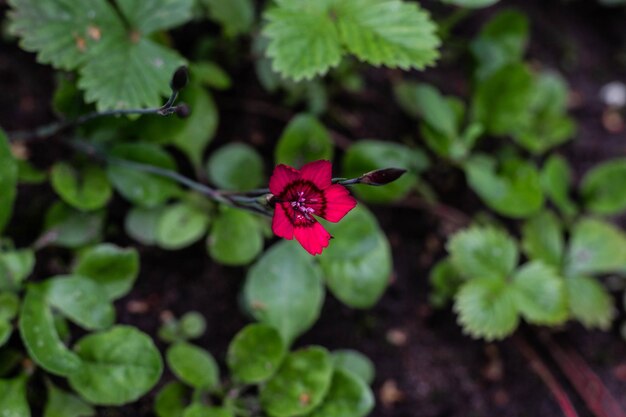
[[170, 66, 189, 91], [359, 168, 407, 186], [175, 103, 191, 119]]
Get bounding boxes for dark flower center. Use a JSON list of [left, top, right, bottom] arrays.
[[280, 180, 326, 226]]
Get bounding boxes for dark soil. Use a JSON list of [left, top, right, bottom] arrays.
[[3, 1, 626, 416]]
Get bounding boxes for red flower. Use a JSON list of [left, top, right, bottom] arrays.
[[270, 160, 357, 255]]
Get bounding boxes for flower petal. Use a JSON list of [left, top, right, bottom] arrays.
[[269, 164, 300, 196], [300, 160, 332, 190], [294, 222, 331, 255], [272, 203, 294, 240], [322, 184, 357, 222]]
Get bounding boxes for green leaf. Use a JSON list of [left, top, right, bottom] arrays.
[[51, 163, 112, 211], [73, 244, 139, 300], [0, 322, 12, 348], [7, 0, 120, 70], [343, 140, 423, 203], [581, 158, 626, 215], [19, 285, 82, 376], [319, 206, 391, 308], [263, 0, 439, 81], [179, 312, 207, 340], [275, 114, 334, 168], [0, 292, 19, 322], [125, 206, 164, 245], [116, 0, 194, 34], [565, 218, 626, 277], [227, 324, 286, 384], [155, 382, 187, 417], [244, 241, 324, 344], [333, 0, 440, 70], [521, 211, 564, 268], [0, 249, 35, 291], [541, 154, 577, 217], [208, 208, 264, 266], [263, 2, 343, 81], [442, 0, 500, 7], [17, 159, 47, 184], [464, 154, 543, 218], [331, 350, 375, 385], [203, 0, 254, 36], [69, 326, 163, 405], [471, 63, 534, 136], [566, 276, 614, 330], [429, 258, 464, 308], [44, 202, 105, 248], [156, 202, 211, 250], [183, 405, 234, 417], [448, 226, 518, 280], [0, 129, 17, 234], [45, 275, 115, 331], [0, 376, 30, 417], [207, 143, 264, 191], [107, 143, 180, 208], [308, 369, 374, 417], [511, 261, 568, 325], [260, 346, 333, 417], [470, 10, 528, 80], [190, 61, 232, 90], [167, 342, 219, 390], [44, 382, 95, 417], [454, 278, 519, 341]]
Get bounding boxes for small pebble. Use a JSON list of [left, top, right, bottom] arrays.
[[602, 108, 624, 133], [126, 300, 150, 314], [386, 328, 408, 346], [380, 379, 405, 407], [600, 81, 626, 108]]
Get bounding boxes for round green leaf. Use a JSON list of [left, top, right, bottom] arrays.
[[244, 241, 324, 344], [227, 324, 286, 384], [69, 326, 163, 405], [260, 347, 333, 417], [448, 226, 518, 280], [51, 163, 112, 211], [73, 244, 139, 300], [0, 376, 29, 417], [179, 312, 207, 340], [182, 404, 234, 417], [44, 382, 95, 417], [166, 342, 219, 389], [565, 218, 626, 277], [566, 276, 614, 330], [581, 158, 626, 215], [45, 275, 115, 331], [343, 140, 421, 203], [454, 278, 519, 341], [275, 114, 333, 167], [0, 129, 18, 233], [125, 206, 164, 245], [43, 202, 105, 248], [19, 285, 82, 376], [511, 261, 568, 325], [331, 350, 375, 385], [107, 143, 180, 208], [154, 382, 188, 417], [157, 202, 211, 250], [207, 143, 264, 191], [308, 369, 374, 417], [208, 208, 264, 266]]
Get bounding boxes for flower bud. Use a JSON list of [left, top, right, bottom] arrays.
[[359, 168, 407, 186], [175, 103, 191, 119], [170, 66, 189, 91]]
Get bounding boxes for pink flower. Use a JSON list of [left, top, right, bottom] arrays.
[[270, 160, 357, 255]]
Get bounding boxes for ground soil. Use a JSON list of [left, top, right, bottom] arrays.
[[2, 1, 626, 416]]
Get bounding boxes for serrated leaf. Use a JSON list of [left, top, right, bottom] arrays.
[[334, 0, 440, 69], [448, 226, 518, 280], [581, 158, 626, 215], [69, 326, 163, 405], [260, 347, 333, 417], [244, 241, 324, 344], [541, 154, 577, 217], [0, 129, 18, 234], [566, 276, 614, 329], [521, 211, 564, 268], [454, 278, 519, 341], [511, 261, 568, 325], [565, 218, 626, 277], [227, 324, 286, 384], [167, 342, 219, 389], [275, 114, 334, 168], [429, 257, 464, 308], [464, 154, 543, 218], [116, 0, 194, 34], [51, 163, 112, 211], [203, 0, 254, 37]]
